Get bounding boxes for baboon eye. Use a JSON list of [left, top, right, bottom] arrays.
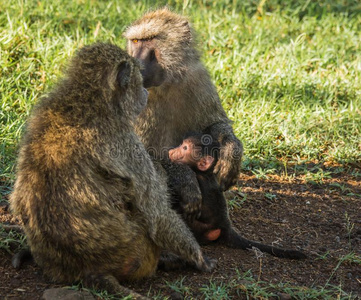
[[132, 39, 138, 44]]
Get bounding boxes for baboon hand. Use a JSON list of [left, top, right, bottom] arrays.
[[214, 140, 242, 191], [196, 255, 217, 273], [180, 183, 202, 221]]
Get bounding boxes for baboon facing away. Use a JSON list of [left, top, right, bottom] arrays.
[[168, 133, 307, 259], [10, 43, 215, 296], [124, 8, 243, 219]]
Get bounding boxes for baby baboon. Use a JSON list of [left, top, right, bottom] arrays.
[[10, 43, 215, 296], [124, 8, 243, 219], [168, 133, 307, 259]]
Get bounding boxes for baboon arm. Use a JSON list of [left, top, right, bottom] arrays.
[[161, 160, 202, 220], [206, 122, 243, 191]]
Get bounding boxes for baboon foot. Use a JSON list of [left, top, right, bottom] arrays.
[[83, 273, 149, 299], [197, 255, 217, 273], [12, 249, 33, 269]]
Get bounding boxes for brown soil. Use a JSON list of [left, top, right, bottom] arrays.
[[1, 167, 360, 299]]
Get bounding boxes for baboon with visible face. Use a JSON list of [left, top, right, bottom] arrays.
[[168, 133, 307, 259], [124, 10, 307, 261], [124, 8, 243, 220], [10, 43, 215, 296]]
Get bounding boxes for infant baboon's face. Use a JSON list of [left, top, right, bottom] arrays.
[[169, 139, 201, 166]]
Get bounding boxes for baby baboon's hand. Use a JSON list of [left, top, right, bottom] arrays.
[[180, 181, 202, 221]]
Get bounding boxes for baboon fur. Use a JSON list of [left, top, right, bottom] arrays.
[[168, 134, 307, 259], [10, 43, 214, 293], [124, 8, 243, 192]]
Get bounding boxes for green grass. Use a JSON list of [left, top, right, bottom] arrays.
[[0, 225, 26, 254], [1, 0, 360, 184], [204, 7, 361, 165], [1, 0, 361, 298], [165, 269, 359, 300]]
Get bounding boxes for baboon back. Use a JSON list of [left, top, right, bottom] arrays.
[[10, 43, 214, 288]]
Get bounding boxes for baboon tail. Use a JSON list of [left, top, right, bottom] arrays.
[[223, 228, 307, 259]]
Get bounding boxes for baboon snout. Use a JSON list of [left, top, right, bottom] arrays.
[[134, 47, 156, 65], [168, 148, 181, 162], [129, 40, 165, 88]]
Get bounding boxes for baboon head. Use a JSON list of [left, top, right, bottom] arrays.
[[67, 43, 148, 118], [169, 133, 220, 172], [124, 8, 200, 87]]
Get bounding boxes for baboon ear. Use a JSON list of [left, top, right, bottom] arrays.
[[182, 20, 190, 29], [117, 61, 131, 88], [181, 20, 192, 42], [197, 156, 214, 172]]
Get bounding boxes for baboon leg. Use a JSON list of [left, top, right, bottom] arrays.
[[12, 249, 33, 269], [83, 273, 149, 300], [125, 239, 160, 280]]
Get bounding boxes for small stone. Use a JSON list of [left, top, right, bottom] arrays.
[[335, 236, 340, 243], [277, 293, 292, 300], [0, 202, 9, 213], [169, 291, 183, 300], [347, 273, 352, 279], [42, 288, 95, 300]]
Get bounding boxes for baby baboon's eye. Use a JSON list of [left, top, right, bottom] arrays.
[[132, 39, 139, 44]]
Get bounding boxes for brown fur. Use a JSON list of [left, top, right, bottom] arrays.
[[10, 43, 215, 296], [124, 8, 243, 191]]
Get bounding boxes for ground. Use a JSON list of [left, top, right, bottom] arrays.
[[1, 165, 360, 299]]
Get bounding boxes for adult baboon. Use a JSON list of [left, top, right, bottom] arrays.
[[168, 133, 307, 259], [124, 8, 243, 219], [10, 43, 215, 296], [124, 10, 308, 261]]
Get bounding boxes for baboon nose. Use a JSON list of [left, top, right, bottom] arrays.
[[169, 150, 175, 160], [149, 50, 156, 62]]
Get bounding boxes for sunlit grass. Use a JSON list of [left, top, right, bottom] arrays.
[[1, 0, 360, 183]]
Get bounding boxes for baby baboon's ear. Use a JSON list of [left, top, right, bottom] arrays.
[[197, 155, 215, 172], [117, 61, 131, 88]]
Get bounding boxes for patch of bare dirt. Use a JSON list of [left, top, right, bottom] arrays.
[[1, 169, 360, 299]]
